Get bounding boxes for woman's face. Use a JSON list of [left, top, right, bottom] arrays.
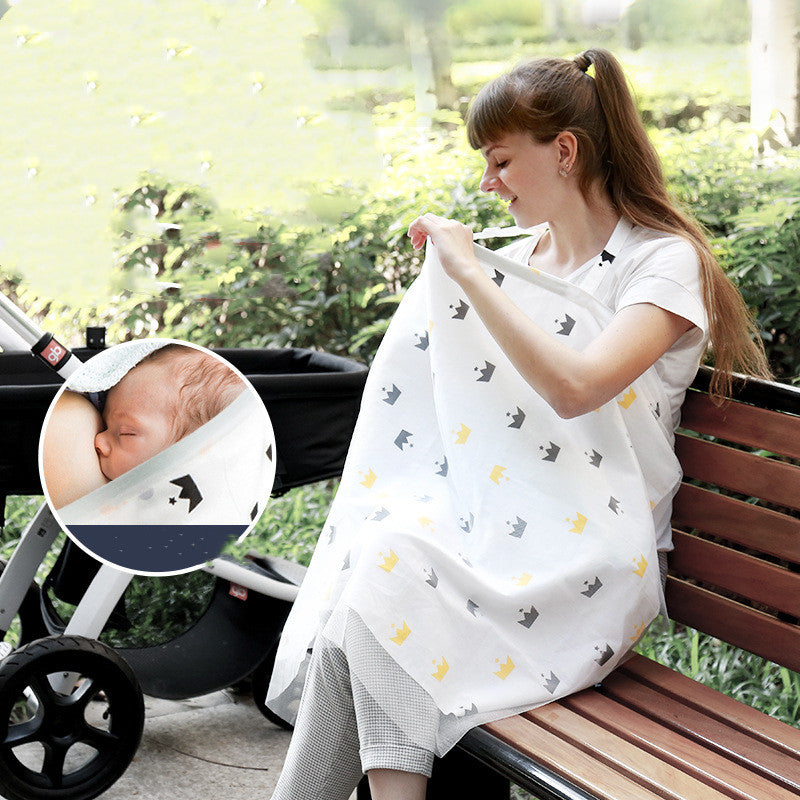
[[479, 131, 565, 228]]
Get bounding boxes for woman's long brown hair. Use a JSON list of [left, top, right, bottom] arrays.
[[466, 48, 771, 399]]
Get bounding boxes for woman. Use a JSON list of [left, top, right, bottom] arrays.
[[267, 49, 769, 800]]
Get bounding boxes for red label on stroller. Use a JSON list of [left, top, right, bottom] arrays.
[[35, 336, 70, 368], [229, 582, 248, 601]]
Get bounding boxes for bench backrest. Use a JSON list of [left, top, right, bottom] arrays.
[[668, 366, 800, 673]]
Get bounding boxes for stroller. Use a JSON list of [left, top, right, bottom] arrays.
[[0, 292, 368, 800]]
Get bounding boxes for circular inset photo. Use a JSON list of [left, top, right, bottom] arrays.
[[39, 339, 276, 575]]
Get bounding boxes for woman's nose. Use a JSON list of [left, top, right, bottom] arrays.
[[479, 167, 497, 193], [95, 430, 111, 457]]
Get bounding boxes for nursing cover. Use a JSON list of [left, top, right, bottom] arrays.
[[56, 389, 275, 574], [267, 230, 681, 754]]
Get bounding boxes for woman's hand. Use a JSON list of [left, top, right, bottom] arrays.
[[407, 213, 482, 286]]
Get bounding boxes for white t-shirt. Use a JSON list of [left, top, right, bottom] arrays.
[[496, 219, 709, 432]]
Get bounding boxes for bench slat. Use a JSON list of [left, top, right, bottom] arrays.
[[483, 714, 670, 800], [672, 483, 800, 562], [598, 671, 800, 793], [526, 701, 734, 800], [680, 392, 800, 460], [561, 690, 800, 800], [674, 434, 800, 511], [665, 577, 800, 672], [669, 530, 800, 617], [619, 655, 800, 759]]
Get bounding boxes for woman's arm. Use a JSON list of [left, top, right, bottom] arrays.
[[42, 390, 110, 509], [408, 215, 693, 418]]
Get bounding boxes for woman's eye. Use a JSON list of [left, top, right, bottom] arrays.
[[496, 161, 508, 169]]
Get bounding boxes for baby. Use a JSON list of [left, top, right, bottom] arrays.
[[43, 344, 245, 509]]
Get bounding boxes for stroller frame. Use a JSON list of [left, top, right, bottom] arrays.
[[0, 290, 366, 800]]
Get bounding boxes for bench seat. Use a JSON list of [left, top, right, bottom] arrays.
[[476, 653, 800, 800]]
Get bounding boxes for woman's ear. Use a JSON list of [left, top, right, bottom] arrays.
[[555, 131, 578, 173]]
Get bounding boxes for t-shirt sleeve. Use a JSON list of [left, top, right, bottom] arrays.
[[616, 238, 708, 334]]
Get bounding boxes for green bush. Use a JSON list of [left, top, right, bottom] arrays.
[[657, 124, 800, 382], [12, 109, 800, 385], [14, 103, 509, 364]]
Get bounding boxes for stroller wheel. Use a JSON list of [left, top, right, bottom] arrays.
[[250, 644, 293, 731], [0, 558, 48, 646], [0, 635, 144, 800]]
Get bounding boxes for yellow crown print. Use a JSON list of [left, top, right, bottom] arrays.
[[432, 657, 449, 681], [489, 465, 508, 484], [633, 554, 648, 577], [513, 572, 532, 587], [630, 620, 646, 642], [359, 468, 377, 489], [617, 387, 637, 409], [390, 621, 411, 645], [453, 423, 471, 445], [494, 656, 515, 680], [418, 516, 434, 530], [567, 512, 588, 534], [379, 550, 399, 573]]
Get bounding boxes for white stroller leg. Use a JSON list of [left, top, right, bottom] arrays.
[[64, 564, 132, 639], [47, 564, 133, 694], [0, 503, 60, 633]]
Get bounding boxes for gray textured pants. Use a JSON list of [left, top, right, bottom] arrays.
[[269, 614, 436, 800]]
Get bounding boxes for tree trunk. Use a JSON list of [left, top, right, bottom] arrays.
[[408, 0, 458, 112], [422, 5, 459, 109], [542, 0, 566, 40], [750, 0, 800, 147], [407, 19, 437, 121]]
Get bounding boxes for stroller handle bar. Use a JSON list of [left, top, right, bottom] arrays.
[[0, 291, 43, 343], [0, 292, 81, 379]]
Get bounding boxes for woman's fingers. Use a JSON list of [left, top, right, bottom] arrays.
[[407, 214, 464, 250], [408, 214, 435, 249]]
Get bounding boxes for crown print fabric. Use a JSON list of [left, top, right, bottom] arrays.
[[268, 238, 681, 752]]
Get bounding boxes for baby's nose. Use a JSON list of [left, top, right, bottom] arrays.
[[95, 430, 111, 457]]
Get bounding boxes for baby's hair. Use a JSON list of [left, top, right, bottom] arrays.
[[137, 344, 245, 442]]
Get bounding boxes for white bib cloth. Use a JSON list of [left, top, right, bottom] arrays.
[[268, 230, 681, 754]]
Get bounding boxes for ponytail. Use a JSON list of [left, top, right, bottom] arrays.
[[467, 48, 771, 399]]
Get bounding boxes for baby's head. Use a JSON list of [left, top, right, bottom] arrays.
[[94, 344, 245, 480]]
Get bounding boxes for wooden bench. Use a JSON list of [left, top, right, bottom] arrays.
[[361, 365, 800, 799]]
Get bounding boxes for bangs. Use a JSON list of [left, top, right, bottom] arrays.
[[466, 74, 525, 151]]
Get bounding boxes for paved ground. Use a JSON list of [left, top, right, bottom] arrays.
[[97, 691, 293, 799]]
